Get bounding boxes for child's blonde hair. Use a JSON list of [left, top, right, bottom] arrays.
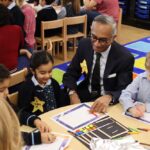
[[0, 99, 22, 150], [145, 52, 150, 70]]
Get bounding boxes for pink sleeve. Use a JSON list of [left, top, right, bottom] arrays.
[[23, 8, 35, 36]]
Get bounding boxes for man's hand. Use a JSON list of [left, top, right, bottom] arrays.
[[90, 95, 112, 113], [41, 132, 56, 143], [34, 119, 51, 133], [69, 92, 81, 105]]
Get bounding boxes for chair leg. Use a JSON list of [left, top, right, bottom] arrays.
[[63, 40, 67, 62], [73, 38, 76, 53], [42, 42, 45, 50], [56, 42, 60, 56], [52, 42, 56, 56]]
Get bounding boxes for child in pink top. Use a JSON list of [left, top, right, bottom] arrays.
[[16, 0, 36, 50], [95, 0, 119, 22], [84, 0, 119, 22]]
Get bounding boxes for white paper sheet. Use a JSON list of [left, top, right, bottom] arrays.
[[22, 133, 71, 150], [52, 103, 106, 131], [59, 106, 96, 128]]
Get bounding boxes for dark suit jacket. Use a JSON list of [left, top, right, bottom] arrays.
[[63, 38, 134, 103], [9, 5, 25, 28], [35, 6, 58, 37]]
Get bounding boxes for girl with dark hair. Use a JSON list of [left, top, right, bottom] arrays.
[[58, 0, 81, 34], [18, 51, 64, 132], [58, 0, 80, 19], [0, 64, 56, 146]]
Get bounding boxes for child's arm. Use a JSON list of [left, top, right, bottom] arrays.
[[18, 81, 40, 127], [20, 49, 32, 59], [18, 81, 52, 132], [83, 0, 99, 10], [34, 119, 51, 132], [146, 103, 150, 112], [57, 7, 66, 19], [119, 75, 141, 112], [22, 129, 56, 145]]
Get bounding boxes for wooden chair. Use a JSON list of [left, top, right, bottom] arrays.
[[9, 68, 28, 87], [35, 19, 67, 61], [64, 15, 87, 52], [8, 68, 28, 105], [8, 92, 18, 106]]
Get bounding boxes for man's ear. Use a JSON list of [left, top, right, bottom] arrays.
[[113, 35, 117, 41]]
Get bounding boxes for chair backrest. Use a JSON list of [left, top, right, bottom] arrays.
[[64, 15, 87, 37], [8, 68, 28, 105], [7, 92, 18, 106], [41, 19, 65, 49], [9, 68, 28, 87]]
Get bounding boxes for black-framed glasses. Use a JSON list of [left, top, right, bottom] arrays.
[[91, 33, 112, 44]]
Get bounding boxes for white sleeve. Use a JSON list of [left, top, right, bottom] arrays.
[[57, 7, 66, 19], [119, 75, 141, 111]]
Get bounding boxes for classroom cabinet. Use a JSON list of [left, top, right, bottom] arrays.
[[119, 0, 150, 29]]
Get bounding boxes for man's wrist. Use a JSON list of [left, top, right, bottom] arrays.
[[106, 94, 113, 105], [68, 90, 76, 96], [67, 88, 76, 96]]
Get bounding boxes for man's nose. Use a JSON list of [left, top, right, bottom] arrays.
[[94, 40, 101, 46]]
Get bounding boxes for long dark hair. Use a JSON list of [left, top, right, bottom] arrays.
[[0, 4, 10, 26], [62, 0, 80, 14], [0, 64, 10, 82], [30, 51, 54, 71]]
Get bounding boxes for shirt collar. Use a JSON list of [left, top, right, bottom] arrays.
[[31, 75, 51, 88], [94, 45, 111, 58], [7, 1, 16, 10], [42, 5, 51, 9]]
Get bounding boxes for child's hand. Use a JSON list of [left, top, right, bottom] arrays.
[[34, 119, 51, 133], [41, 132, 56, 144], [128, 106, 144, 118], [135, 104, 146, 114], [26, 51, 32, 59]]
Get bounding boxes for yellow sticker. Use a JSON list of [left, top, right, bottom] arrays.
[[80, 59, 88, 74], [31, 97, 45, 113]]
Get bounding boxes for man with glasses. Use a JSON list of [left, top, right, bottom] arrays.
[[63, 14, 134, 113]]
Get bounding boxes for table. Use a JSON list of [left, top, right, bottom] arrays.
[[21, 103, 150, 149]]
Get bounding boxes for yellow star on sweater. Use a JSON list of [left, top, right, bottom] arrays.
[[80, 59, 88, 74], [31, 97, 45, 113]]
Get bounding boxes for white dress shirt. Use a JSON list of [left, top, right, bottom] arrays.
[[89, 45, 111, 95]]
